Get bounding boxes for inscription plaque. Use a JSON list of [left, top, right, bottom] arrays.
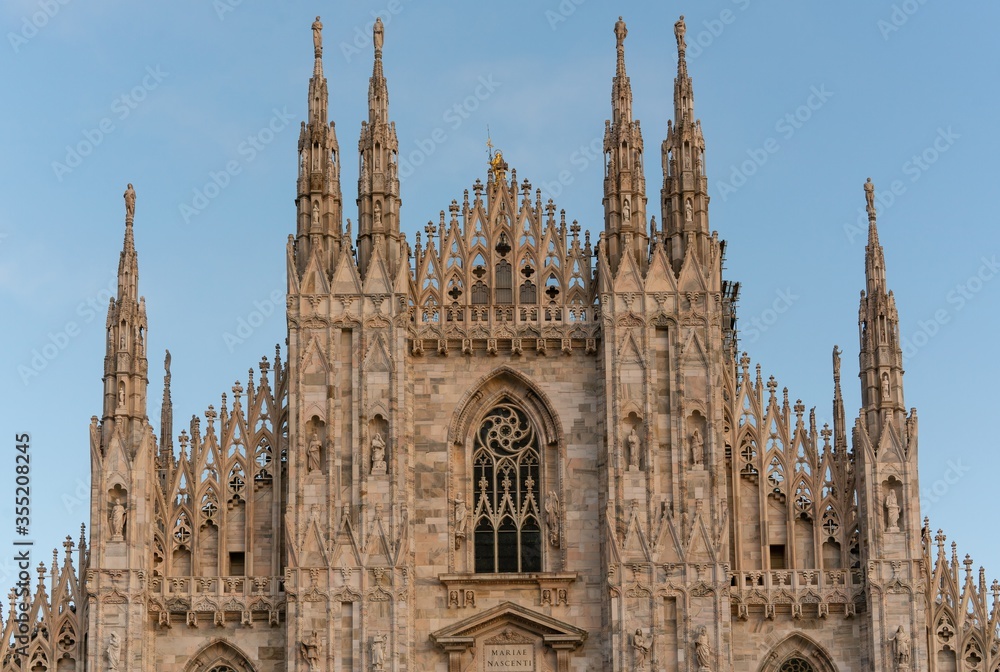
[[483, 629, 536, 671]]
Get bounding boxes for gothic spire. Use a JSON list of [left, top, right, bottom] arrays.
[[857, 178, 906, 441], [660, 15, 710, 274], [102, 184, 149, 425], [294, 15, 343, 279], [602, 16, 647, 273], [159, 349, 173, 455], [832, 345, 847, 452], [357, 16, 403, 280]]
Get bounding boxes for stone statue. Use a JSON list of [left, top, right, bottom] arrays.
[[695, 626, 712, 670], [892, 625, 911, 667], [311, 201, 319, 228], [614, 16, 627, 48], [123, 183, 136, 220], [885, 489, 900, 532], [373, 17, 384, 51], [882, 374, 891, 401], [371, 432, 387, 474], [833, 345, 841, 380], [545, 491, 560, 547], [627, 428, 640, 470], [623, 198, 631, 223], [110, 500, 126, 538], [685, 199, 693, 223], [454, 497, 468, 542], [107, 632, 121, 672], [371, 632, 387, 669], [300, 631, 320, 672], [373, 201, 383, 227], [306, 430, 322, 473], [311, 16, 323, 56], [118, 385, 126, 407], [690, 428, 704, 467], [865, 177, 876, 217], [632, 628, 649, 669], [675, 15, 687, 51]]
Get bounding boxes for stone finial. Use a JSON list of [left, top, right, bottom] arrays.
[[675, 15, 687, 52]]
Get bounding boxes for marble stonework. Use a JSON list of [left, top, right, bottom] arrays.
[[5, 15, 987, 672]]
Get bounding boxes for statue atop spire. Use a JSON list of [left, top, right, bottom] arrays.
[[614, 16, 627, 48], [675, 15, 687, 52], [124, 183, 136, 221], [864, 176, 876, 220], [373, 17, 384, 52], [312, 16, 323, 58]]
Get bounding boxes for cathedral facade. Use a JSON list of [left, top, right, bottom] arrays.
[[4, 15, 996, 672]]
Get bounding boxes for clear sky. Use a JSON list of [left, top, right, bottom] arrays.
[[2, 2, 998, 588]]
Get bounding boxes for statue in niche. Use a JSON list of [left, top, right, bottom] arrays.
[[892, 625, 911, 668], [632, 628, 650, 670], [454, 497, 467, 547], [371, 432, 387, 475], [685, 199, 693, 223], [117, 385, 126, 407], [882, 373, 891, 401], [311, 16, 322, 56], [123, 183, 136, 219], [107, 632, 121, 672], [885, 489, 900, 532], [300, 631, 320, 672], [110, 499, 126, 539], [626, 428, 641, 470], [373, 201, 383, 228], [694, 626, 712, 670], [623, 198, 631, 223], [371, 632, 387, 669], [690, 428, 704, 467], [311, 201, 319, 228], [306, 430, 322, 473], [545, 491, 560, 547]]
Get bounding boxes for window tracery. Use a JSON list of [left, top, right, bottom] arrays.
[[473, 404, 542, 573], [779, 659, 816, 672]]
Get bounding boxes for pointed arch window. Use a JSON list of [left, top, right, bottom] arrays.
[[495, 261, 512, 304], [473, 404, 542, 573]]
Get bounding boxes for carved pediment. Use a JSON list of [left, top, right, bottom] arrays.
[[430, 600, 587, 652]]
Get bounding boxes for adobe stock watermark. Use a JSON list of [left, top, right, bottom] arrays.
[[901, 255, 999, 362], [685, 0, 752, 61], [741, 288, 799, 343], [51, 66, 169, 182], [715, 85, 833, 202], [919, 458, 969, 515], [398, 75, 501, 183], [339, 0, 410, 62], [18, 275, 118, 386], [179, 107, 294, 223], [7, 0, 73, 53], [877, 0, 932, 41], [223, 289, 285, 352], [843, 126, 959, 244], [539, 135, 603, 200], [545, 0, 587, 31]]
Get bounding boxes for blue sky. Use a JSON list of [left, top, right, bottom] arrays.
[[2, 2, 998, 586]]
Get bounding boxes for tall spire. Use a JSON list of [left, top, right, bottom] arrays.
[[102, 184, 148, 424], [832, 345, 847, 452], [294, 15, 343, 279], [159, 350, 172, 452], [602, 16, 647, 273], [357, 17, 403, 279], [660, 15, 709, 274], [857, 178, 906, 441]]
